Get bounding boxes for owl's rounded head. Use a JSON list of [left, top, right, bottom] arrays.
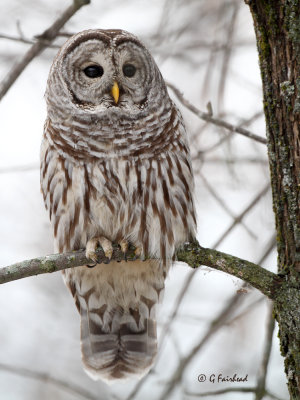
[[47, 29, 167, 115]]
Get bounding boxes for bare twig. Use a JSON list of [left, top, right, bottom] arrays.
[[0, 362, 101, 400], [0, 0, 90, 101], [132, 184, 269, 370], [57, 31, 75, 38], [16, 20, 25, 40], [255, 303, 276, 400], [185, 386, 255, 397], [213, 183, 270, 248], [217, 2, 240, 110], [192, 109, 263, 158], [202, 157, 268, 164], [166, 81, 267, 144], [158, 289, 250, 400], [127, 276, 251, 400], [158, 286, 280, 400], [0, 242, 281, 300], [199, 170, 257, 240], [196, 134, 231, 154], [264, 392, 287, 400], [158, 270, 198, 351], [238, 110, 264, 127], [125, 372, 147, 400], [149, 184, 269, 367], [257, 233, 277, 266], [0, 32, 60, 49], [225, 294, 265, 326], [185, 386, 285, 400]]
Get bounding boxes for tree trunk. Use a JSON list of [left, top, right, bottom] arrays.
[[246, 0, 300, 397]]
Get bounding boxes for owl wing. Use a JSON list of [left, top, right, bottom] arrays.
[[40, 122, 90, 254]]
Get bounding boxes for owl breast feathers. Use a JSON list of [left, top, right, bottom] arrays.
[[40, 29, 196, 381]]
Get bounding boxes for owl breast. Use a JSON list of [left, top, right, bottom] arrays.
[[41, 99, 196, 262], [41, 137, 196, 263]]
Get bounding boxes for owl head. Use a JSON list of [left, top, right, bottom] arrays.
[[46, 29, 168, 117]]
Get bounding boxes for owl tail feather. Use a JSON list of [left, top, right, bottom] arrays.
[[65, 260, 166, 382], [80, 304, 158, 381], [64, 261, 165, 381]]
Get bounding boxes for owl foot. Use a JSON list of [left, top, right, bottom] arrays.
[[99, 236, 113, 261], [85, 236, 113, 265], [134, 246, 143, 260], [118, 240, 142, 261], [134, 246, 142, 257], [86, 238, 99, 263], [119, 239, 128, 254], [119, 239, 128, 261]]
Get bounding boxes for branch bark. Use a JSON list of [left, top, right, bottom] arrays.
[[0, 0, 90, 101], [0, 241, 282, 300]]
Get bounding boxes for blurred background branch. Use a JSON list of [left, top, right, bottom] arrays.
[[0, 362, 105, 400], [0, 0, 90, 101], [167, 81, 267, 144]]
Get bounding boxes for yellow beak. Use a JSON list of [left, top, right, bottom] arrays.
[[111, 81, 119, 104]]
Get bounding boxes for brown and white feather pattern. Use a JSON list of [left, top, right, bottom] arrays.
[[40, 29, 196, 381]]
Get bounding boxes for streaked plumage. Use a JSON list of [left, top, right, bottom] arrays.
[[40, 29, 196, 381]]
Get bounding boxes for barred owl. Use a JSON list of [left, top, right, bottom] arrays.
[[40, 29, 196, 381]]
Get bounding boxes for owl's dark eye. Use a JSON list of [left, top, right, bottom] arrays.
[[83, 65, 104, 78], [123, 64, 136, 78]]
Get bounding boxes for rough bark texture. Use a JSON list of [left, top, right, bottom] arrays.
[[246, 1, 300, 397]]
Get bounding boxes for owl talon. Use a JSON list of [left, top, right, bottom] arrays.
[[86, 236, 113, 264], [131, 246, 142, 261], [119, 239, 129, 261], [85, 238, 99, 263], [99, 236, 113, 259], [134, 246, 142, 257], [119, 239, 128, 254], [86, 262, 97, 268]]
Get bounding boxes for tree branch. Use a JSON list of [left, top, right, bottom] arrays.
[[176, 242, 281, 299], [185, 387, 256, 397], [184, 386, 285, 400], [0, 362, 102, 400], [0, 32, 60, 49], [0, 0, 90, 101], [255, 303, 275, 400], [0, 241, 282, 300], [166, 81, 267, 145]]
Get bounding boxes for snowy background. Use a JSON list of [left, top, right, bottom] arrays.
[[0, 1, 288, 399]]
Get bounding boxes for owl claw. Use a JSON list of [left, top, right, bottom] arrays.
[[119, 239, 128, 254], [85, 236, 113, 265], [86, 262, 97, 268], [98, 236, 113, 260], [132, 246, 143, 261], [85, 238, 99, 263], [134, 246, 142, 257], [119, 239, 129, 261]]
